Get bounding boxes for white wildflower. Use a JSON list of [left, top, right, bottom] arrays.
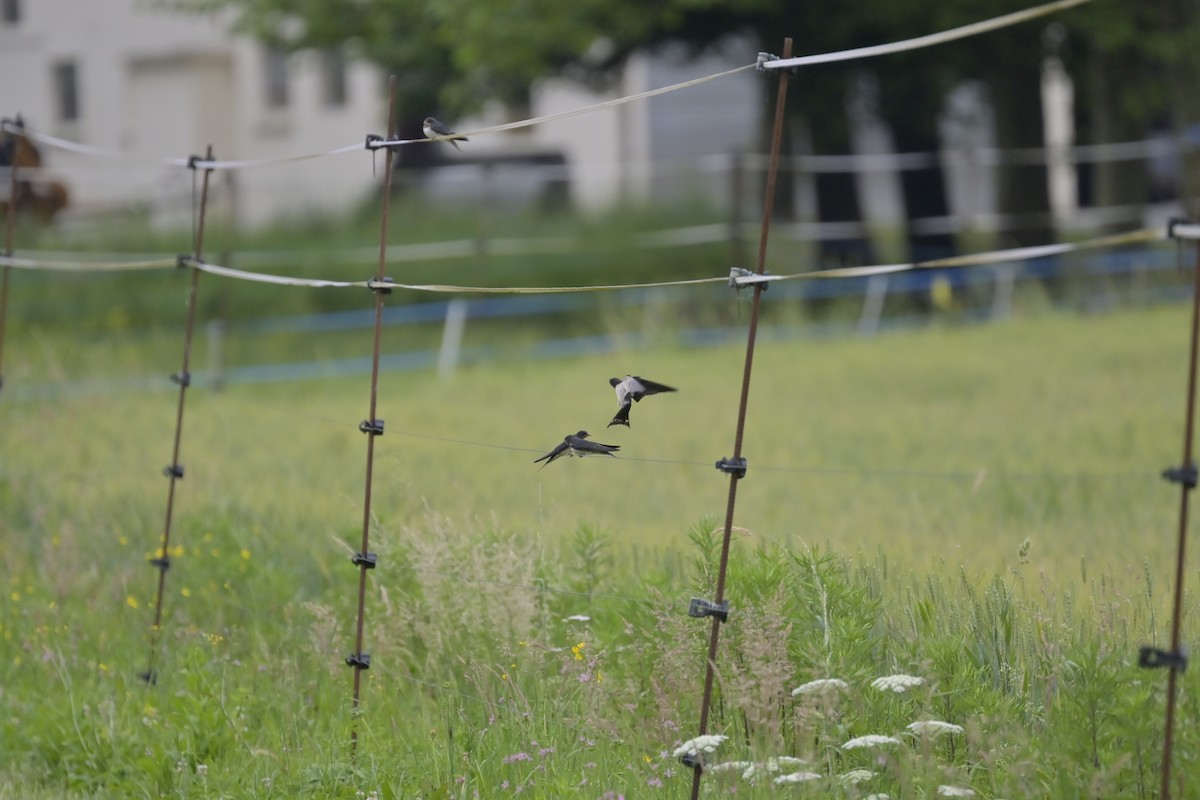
[[706, 760, 753, 774], [937, 786, 976, 797], [792, 678, 849, 696], [672, 734, 728, 758], [866, 795, 892, 800], [774, 771, 821, 784], [563, 614, 591, 622], [871, 674, 925, 693], [840, 769, 876, 784], [842, 735, 902, 750], [907, 720, 964, 736], [195, 764, 208, 776], [745, 756, 808, 778]]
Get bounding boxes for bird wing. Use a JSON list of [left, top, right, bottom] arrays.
[[568, 435, 620, 455], [630, 376, 677, 398], [533, 441, 569, 465]]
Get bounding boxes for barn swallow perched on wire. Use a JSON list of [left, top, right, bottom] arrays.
[[608, 375, 677, 427], [423, 117, 468, 151], [534, 430, 620, 468]]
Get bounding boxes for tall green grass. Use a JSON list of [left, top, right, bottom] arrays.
[[2, 303, 1197, 797]]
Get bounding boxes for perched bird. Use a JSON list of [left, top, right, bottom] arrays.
[[608, 375, 677, 427], [422, 117, 468, 151], [534, 430, 620, 468]]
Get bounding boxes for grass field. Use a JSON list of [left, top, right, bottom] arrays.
[[2, 299, 1198, 798]]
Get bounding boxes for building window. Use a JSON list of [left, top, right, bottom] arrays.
[[53, 61, 80, 122], [264, 46, 290, 108], [320, 49, 348, 107], [2, 0, 19, 24]]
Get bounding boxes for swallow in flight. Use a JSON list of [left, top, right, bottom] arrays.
[[608, 375, 677, 427]]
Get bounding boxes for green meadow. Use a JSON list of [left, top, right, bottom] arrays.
[[2, 292, 1198, 797]]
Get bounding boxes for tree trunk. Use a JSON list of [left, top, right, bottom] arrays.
[[807, 97, 871, 267], [1083, 52, 1148, 226], [986, 36, 1053, 246]]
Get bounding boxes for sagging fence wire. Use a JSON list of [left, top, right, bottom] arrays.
[[3, 126, 1187, 181], [760, 0, 1091, 71], [0, 227, 1165, 293]]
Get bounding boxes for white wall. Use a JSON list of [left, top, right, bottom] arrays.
[[0, 0, 386, 229]]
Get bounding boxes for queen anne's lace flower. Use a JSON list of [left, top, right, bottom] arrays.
[[840, 769, 876, 784], [842, 735, 902, 749], [774, 771, 821, 784], [937, 786, 976, 797], [907, 720, 964, 736], [671, 734, 728, 758], [736, 757, 807, 781], [871, 674, 925, 693], [792, 678, 849, 696], [706, 760, 752, 773]]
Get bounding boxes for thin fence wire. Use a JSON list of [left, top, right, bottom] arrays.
[[194, 386, 1161, 484], [760, 0, 1091, 70], [0, 227, 1164, 294]]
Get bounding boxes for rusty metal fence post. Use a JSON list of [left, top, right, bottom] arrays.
[[140, 147, 216, 684], [685, 39, 793, 800], [1145, 218, 1200, 799], [345, 75, 400, 752]]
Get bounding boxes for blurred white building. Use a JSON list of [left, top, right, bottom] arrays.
[[0, 0, 386, 228], [0, 0, 768, 228]]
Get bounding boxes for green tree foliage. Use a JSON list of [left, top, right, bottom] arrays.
[[165, 0, 1200, 226]]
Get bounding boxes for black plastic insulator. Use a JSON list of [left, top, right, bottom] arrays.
[[715, 457, 747, 479], [1139, 646, 1188, 672], [688, 597, 730, 623], [369, 277, 393, 295], [345, 653, 371, 670], [1162, 463, 1198, 489], [351, 552, 378, 569]]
